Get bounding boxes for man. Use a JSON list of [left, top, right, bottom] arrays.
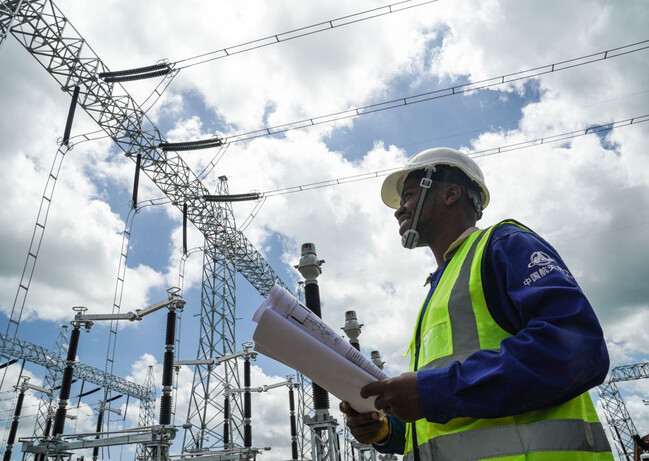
[[340, 147, 614, 460]]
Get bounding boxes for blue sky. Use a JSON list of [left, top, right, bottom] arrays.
[[1, 1, 649, 459]]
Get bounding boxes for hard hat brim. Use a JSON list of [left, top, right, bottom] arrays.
[[380, 148, 490, 210], [381, 166, 422, 209]]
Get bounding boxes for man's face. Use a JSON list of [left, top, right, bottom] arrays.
[[394, 176, 441, 243]]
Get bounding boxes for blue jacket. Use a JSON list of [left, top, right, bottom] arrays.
[[375, 221, 609, 454]]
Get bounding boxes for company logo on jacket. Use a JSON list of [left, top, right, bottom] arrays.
[[527, 251, 555, 268]]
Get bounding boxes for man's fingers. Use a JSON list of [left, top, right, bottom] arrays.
[[374, 395, 385, 412], [348, 411, 381, 426], [360, 380, 383, 399], [339, 401, 356, 415]]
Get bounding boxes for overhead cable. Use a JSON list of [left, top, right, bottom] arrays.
[[174, 0, 441, 70], [69, 41, 649, 150], [92, 1, 437, 117], [470, 116, 648, 158], [196, 115, 648, 231], [223, 40, 649, 144], [258, 114, 649, 197]]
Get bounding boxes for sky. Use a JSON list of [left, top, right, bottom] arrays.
[[1, 0, 648, 459]]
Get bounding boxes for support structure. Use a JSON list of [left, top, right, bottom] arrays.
[[177, 343, 261, 459], [296, 372, 314, 460], [21, 425, 177, 461], [21, 292, 184, 460], [182, 176, 247, 455], [217, 344, 262, 459], [3, 378, 28, 461], [52, 307, 88, 437], [4, 377, 52, 461], [32, 324, 69, 456], [0, 333, 153, 402], [135, 366, 157, 461]]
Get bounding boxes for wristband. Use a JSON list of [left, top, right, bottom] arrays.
[[373, 417, 392, 447]]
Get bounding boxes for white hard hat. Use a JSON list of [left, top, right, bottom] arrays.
[[381, 147, 490, 210]]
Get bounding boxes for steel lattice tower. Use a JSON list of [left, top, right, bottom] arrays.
[[182, 176, 245, 453], [597, 362, 649, 460], [0, 2, 291, 460]]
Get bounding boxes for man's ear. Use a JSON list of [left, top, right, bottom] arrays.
[[443, 184, 463, 206]]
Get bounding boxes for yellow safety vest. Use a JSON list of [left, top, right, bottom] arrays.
[[403, 222, 613, 461]]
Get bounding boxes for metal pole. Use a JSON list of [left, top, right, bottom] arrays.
[[52, 322, 82, 436], [62, 85, 80, 145], [132, 153, 141, 209], [182, 203, 188, 255], [223, 395, 230, 447], [3, 380, 27, 461], [159, 308, 176, 425], [244, 355, 252, 448], [91, 408, 104, 461], [289, 385, 298, 461]]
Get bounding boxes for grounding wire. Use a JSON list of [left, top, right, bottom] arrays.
[[173, 0, 441, 70], [256, 114, 649, 198], [222, 39, 649, 145]]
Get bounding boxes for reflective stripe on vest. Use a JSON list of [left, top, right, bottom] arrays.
[[403, 419, 612, 461], [404, 221, 613, 460]]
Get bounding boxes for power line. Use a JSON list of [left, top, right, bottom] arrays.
[[132, 114, 648, 223], [70, 41, 649, 150], [258, 114, 649, 198], [173, 0, 441, 70], [221, 40, 649, 144], [93, 1, 439, 120]]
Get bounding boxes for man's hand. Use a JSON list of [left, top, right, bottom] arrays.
[[339, 401, 389, 444], [360, 372, 424, 422]]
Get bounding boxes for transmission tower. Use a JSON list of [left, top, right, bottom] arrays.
[[181, 176, 245, 454], [597, 362, 649, 460], [1, 3, 292, 461]]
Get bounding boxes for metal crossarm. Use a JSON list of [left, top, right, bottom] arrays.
[[0, 332, 154, 402], [609, 363, 649, 383]]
